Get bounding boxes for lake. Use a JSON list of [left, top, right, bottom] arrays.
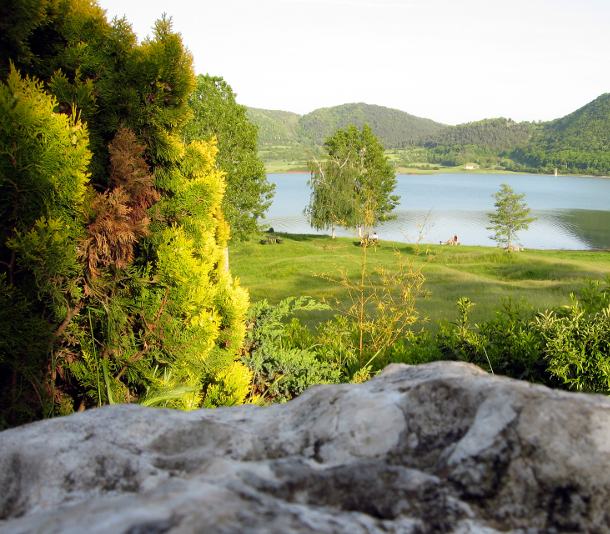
[[263, 173, 610, 250]]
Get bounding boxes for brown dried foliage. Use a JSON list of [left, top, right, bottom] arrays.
[[82, 188, 150, 275], [108, 127, 159, 222], [81, 128, 158, 277]]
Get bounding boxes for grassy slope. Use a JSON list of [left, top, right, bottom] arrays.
[[230, 233, 609, 332]]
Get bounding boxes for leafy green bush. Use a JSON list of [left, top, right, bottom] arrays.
[[435, 296, 559, 385], [535, 278, 610, 393], [384, 331, 443, 367], [317, 313, 363, 369], [436, 297, 491, 368], [435, 278, 610, 394], [241, 297, 342, 403], [477, 297, 548, 383]]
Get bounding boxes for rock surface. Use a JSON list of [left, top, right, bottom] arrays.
[[1, 361, 610, 534]]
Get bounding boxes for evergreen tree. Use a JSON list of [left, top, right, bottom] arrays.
[[184, 74, 275, 240], [487, 184, 537, 250], [0, 2, 251, 425], [0, 67, 91, 423]]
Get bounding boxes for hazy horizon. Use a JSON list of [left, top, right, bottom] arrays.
[[98, 0, 610, 126]]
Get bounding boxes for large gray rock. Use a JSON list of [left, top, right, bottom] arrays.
[[1, 361, 610, 534]]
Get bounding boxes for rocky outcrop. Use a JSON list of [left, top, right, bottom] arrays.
[[1, 361, 610, 534]]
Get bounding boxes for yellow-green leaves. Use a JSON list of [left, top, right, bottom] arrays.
[[184, 74, 274, 240], [0, 66, 91, 231]]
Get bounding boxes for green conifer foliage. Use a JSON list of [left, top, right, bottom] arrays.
[[0, 66, 91, 424], [62, 22, 250, 412], [1, 3, 251, 424], [144, 140, 250, 408]]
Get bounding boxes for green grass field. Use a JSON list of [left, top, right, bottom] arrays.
[[258, 145, 522, 175], [392, 164, 519, 175], [263, 161, 309, 173], [230, 232, 610, 332]]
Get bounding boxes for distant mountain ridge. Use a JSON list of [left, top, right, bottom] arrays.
[[246, 103, 446, 149], [248, 94, 610, 176]]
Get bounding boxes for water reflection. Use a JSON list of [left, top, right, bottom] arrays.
[[555, 209, 610, 250], [263, 174, 610, 250]]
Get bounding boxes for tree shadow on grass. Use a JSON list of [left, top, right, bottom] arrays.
[[272, 232, 331, 242]]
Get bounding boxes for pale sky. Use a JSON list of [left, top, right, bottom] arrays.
[[98, 0, 610, 125]]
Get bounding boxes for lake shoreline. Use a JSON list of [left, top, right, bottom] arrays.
[[257, 230, 609, 253], [265, 172, 610, 250], [267, 169, 610, 178]]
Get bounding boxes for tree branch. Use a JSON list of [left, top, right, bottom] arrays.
[[53, 301, 84, 339]]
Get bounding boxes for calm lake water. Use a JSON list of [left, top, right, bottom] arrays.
[[263, 173, 610, 250]]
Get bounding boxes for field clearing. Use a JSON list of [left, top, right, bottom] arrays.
[[393, 165, 518, 175], [258, 144, 523, 175], [230, 233, 609, 332]]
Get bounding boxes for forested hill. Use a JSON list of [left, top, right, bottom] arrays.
[[248, 94, 610, 175], [299, 103, 446, 148], [509, 93, 610, 175], [245, 108, 301, 145], [528, 93, 610, 152], [415, 118, 535, 152], [247, 103, 446, 149], [409, 97, 610, 175]]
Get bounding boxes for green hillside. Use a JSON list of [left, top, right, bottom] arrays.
[[403, 117, 536, 169], [407, 98, 610, 175], [534, 93, 610, 151], [508, 94, 610, 175], [417, 118, 535, 152], [298, 103, 446, 148], [246, 108, 302, 145], [247, 95, 610, 175], [247, 102, 446, 149]]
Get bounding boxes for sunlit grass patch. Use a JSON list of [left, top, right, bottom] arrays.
[[231, 232, 609, 333]]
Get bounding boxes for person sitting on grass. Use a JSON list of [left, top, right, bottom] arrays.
[[360, 232, 379, 246]]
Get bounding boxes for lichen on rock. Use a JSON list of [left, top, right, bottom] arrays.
[[1, 361, 610, 533]]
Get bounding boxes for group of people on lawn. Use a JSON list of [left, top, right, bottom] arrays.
[[362, 232, 461, 245], [361, 232, 378, 245]]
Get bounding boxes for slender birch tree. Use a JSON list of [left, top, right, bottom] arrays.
[[306, 124, 399, 238]]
